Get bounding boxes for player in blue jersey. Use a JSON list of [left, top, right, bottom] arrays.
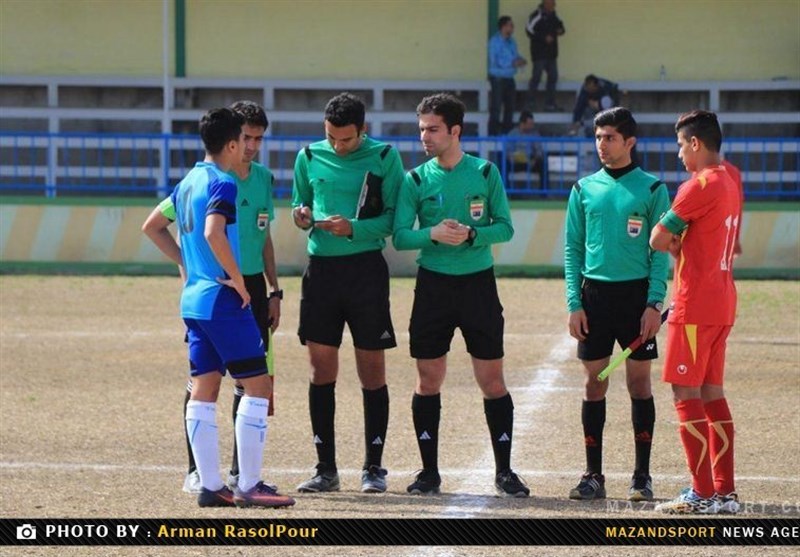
[[142, 107, 294, 509]]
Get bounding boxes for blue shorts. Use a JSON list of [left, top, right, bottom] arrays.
[[184, 316, 267, 379]]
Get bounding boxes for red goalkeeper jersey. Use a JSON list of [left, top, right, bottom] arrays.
[[659, 165, 741, 325]]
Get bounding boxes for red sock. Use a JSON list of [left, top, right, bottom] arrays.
[[705, 397, 735, 494], [675, 399, 714, 498]]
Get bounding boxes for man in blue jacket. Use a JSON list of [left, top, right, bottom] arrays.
[[488, 16, 527, 136]]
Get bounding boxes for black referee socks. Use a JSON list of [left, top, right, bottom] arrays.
[[412, 393, 441, 472], [362, 385, 389, 469], [631, 396, 656, 476], [582, 398, 606, 475], [309, 382, 337, 472], [484, 393, 514, 474]]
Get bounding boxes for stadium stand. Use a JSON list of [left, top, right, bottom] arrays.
[[1, 75, 798, 199]]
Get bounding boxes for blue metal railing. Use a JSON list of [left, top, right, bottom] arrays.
[[0, 132, 798, 200]]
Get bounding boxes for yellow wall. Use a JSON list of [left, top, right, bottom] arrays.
[[1, 0, 798, 81], [186, 0, 485, 80], [501, 0, 800, 81], [0, 0, 168, 76]]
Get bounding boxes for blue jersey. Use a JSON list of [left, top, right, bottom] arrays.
[[172, 162, 242, 320]]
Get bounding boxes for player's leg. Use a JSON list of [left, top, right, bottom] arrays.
[[406, 267, 455, 495], [346, 251, 396, 493], [294, 341, 342, 493], [183, 319, 232, 507], [181, 376, 201, 493], [209, 313, 293, 509], [296, 256, 346, 493], [459, 268, 527, 497], [701, 326, 738, 513], [570, 279, 615, 500], [408, 355, 447, 495], [655, 324, 719, 514], [354, 348, 389, 492], [617, 279, 658, 501], [568, 357, 610, 500], [227, 273, 271, 488], [624, 359, 656, 501]]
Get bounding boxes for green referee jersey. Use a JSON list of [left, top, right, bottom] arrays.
[[392, 153, 514, 276], [564, 164, 671, 313], [157, 162, 275, 276], [235, 162, 275, 276], [292, 135, 404, 257]]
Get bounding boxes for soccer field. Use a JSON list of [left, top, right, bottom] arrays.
[[1, 276, 798, 557]]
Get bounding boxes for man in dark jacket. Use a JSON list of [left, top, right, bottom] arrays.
[[525, 0, 565, 112], [570, 75, 621, 135]]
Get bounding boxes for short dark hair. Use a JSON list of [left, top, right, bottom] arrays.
[[675, 110, 722, 152], [519, 110, 534, 124], [230, 100, 269, 130], [498, 15, 512, 29], [594, 106, 637, 140], [324, 92, 366, 129], [199, 107, 244, 155], [584, 74, 600, 86], [417, 93, 466, 136]]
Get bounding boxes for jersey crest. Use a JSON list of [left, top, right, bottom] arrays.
[[470, 199, 485, 221], [627, 216, 643, 238]]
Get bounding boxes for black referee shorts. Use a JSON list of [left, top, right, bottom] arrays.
[[577, 278, 658, 362], [409, 266, 504, 360], [298, 250, 396, 350]]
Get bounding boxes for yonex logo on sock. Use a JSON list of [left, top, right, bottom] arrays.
[[498, 433, 510, 442], [313, 435, 323, 444], [371, 436, 383, 445], [419, 431, 431, 441]]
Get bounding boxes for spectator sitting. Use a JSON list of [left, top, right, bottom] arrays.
[[506, 110, 545, 185], [570, 75, 620, 135]]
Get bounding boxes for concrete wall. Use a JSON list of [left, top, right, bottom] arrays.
[[2, 0, 798, 81], [501, 0, 800, 82], [1, 202, 797, 275]]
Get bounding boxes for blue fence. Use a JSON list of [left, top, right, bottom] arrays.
[[0, 132, 798, 200]]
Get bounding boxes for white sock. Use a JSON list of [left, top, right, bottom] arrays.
[[185, 401, 224, 491], [235, 396, 269, 492]]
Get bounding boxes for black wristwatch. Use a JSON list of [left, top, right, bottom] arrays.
[[647, 301, 663, 312], [466, 226, 477, 246], [269, 289, 284, 300]]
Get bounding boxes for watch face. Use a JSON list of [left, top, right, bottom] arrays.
[[652, 302, 663, 311]]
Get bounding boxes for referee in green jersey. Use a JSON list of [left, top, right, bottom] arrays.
[[291, 93, 404, 494], [393, 93, 528, 497], [564, 107, 670, 502]]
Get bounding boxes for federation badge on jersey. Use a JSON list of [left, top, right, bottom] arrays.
[[627, 216, 644, 238], [469, 199, 485, 221], [257, 210, 269, 231]]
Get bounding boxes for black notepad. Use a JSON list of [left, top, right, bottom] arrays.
[[355, 171, 384, 219]]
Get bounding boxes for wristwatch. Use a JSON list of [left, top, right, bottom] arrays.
[[269, 289, 284, 300], [646, 301, 663, 312], [466, 226, 477, 246]]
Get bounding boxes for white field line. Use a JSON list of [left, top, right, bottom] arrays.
[[406, 334, 574, 557], [0, 461, 797, 484]]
